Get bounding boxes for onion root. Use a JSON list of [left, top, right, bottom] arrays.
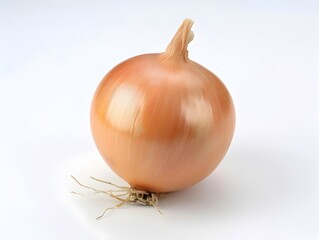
[[70, 176, 163, 219]]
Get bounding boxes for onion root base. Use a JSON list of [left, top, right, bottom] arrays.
[[70, 175, 163, 219]]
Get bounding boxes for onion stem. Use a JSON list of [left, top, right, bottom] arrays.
[[162, 18, 194, 62]]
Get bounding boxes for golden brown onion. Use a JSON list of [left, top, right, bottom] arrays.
[[90, 19, 235, 193]]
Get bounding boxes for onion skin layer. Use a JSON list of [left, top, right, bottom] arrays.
[[90, 20, 235, 193]]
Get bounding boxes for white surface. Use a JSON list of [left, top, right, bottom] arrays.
[[0, 1, 318, 239]]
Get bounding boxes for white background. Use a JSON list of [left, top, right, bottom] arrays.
[[0, 0, 318, 239]]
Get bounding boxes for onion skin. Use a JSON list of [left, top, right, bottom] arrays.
[[90, 20, 235, 193]]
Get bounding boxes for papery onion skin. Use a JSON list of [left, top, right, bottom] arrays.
[[90, 20, 235, 193]]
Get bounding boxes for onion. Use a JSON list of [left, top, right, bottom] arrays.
[[90, 19, 235, 193]]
